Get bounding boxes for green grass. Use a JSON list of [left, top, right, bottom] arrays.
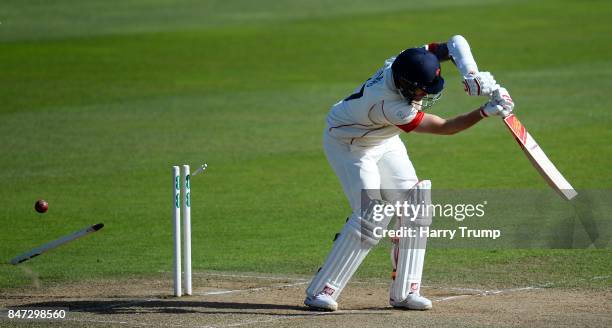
[[1, 0, 611, 290]]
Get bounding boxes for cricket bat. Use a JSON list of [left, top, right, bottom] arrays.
[[446, 35, 575, 199], [503, 114, 577, 200], [10, 223, 104, 265]]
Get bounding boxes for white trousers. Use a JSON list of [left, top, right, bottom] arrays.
[[305, 132, 422, 300], [323, 131, 418, 212]]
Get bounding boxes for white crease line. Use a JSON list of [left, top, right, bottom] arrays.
[[186, 275, 525, 302], [434, 285, 539, 303], [350, 283, 487, 293], [196, 273, 309, 281], [435, 294, 472, 302], [339, 310, 391, 314], [417, 284, 487, 292], [444, 287, 486, 293], [350, 281, 388, 286], [165, 271, 392, 285], [166, 273, 517, 295], [196, 281, 309, 296], [158, 271, 309, 281]]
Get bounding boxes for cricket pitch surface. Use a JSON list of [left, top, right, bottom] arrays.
[[1, 272, 610, 327]]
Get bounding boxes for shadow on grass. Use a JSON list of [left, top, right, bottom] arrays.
[[12, 300, 388, 317]]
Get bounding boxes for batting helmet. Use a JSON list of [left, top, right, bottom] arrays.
[[391, 47, 444, 109]]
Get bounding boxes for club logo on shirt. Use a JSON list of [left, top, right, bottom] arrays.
[[395, 110, 410, 121]]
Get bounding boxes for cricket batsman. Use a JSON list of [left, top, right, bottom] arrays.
[[305, 35, 514, 311]]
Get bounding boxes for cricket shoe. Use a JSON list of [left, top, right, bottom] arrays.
[[390, 293, 432, 310], [304, 293, 338, 311]]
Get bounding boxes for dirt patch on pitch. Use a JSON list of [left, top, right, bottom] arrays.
[[1, 272, 610, 327]]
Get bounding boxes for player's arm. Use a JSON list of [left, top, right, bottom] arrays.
[[424, 35, 481, 74], [414, 88, 515, 135], [424, 35, 498, 97], [414, 110, 481, 135], [422, 42, 451, 62]]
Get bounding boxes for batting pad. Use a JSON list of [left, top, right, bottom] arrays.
[[307, 199, 393, 301], [390, 180, 432, 301]]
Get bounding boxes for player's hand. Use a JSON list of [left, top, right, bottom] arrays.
[[463, 71, 497, 96], [493, 87, 514, 113], [480, 87, 514, 117]]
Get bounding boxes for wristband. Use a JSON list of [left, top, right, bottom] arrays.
[[479, 106, 488, 118]]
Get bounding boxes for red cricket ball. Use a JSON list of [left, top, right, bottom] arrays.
[[35, 199, 48, 213]]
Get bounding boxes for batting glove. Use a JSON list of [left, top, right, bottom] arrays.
[[492, 87, 514, 110], [463, 71, 497, 96], [480, 87, 514, 118]]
